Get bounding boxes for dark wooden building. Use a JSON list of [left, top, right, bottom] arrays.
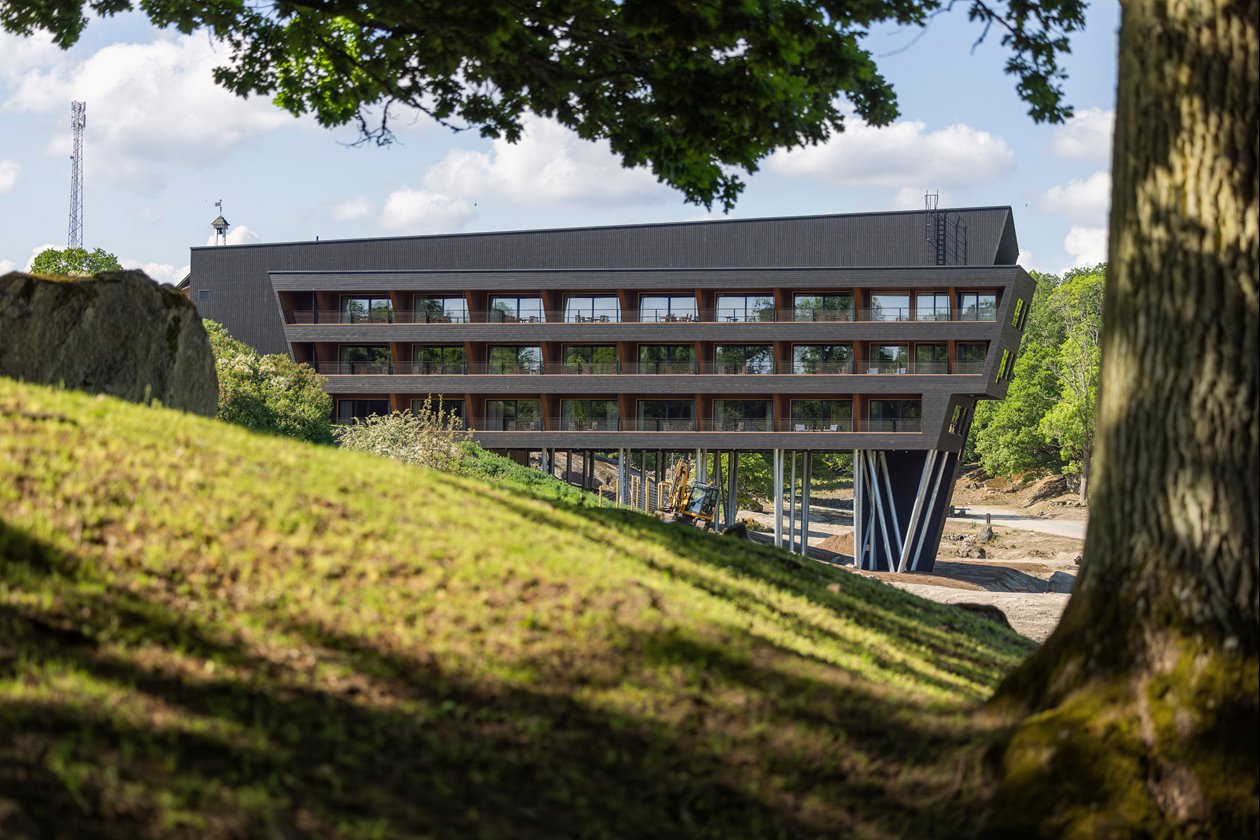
[[188, 206, 1034, 572]]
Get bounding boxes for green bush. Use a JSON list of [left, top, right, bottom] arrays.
[[204, 319, 334, 444]]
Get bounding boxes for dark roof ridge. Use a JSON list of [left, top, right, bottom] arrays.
[[189, 206, 1013, 252]]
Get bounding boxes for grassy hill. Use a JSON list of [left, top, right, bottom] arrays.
[[0, 377, 1032, 838]]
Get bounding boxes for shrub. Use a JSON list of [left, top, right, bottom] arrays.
[[335, 398, 470, 471], [204, 319, 334, 444]]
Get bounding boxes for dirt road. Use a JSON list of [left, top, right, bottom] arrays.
[[950, 505, 1087, 540]]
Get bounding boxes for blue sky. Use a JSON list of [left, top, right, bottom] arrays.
[[0, 3, 1119, 281]]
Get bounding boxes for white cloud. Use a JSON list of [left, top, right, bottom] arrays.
[[1063, 225, 1108, 268], [332, 196, 372, 222], [204, 224, 262, 246], [421, 115, 667, 206], [4, 34, 293, 191], [768, 118, 1015, 188], [379, 189, 475, 232], [1051, 108, 1114, 162], [121, 258, 190, 283], [1041, 170, 1111, 227], [0, 159, 18, 192], [0, 259, 15, 274], [1017, 249, 1034, 269], [0, 31, 60, 84]]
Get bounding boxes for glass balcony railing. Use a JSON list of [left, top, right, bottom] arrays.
[[864, 418, 923, 433], [285, 305, 1001, 324], [315, 359, 986, 376], [778, 419, 854, 432], [551, 417, 622, 431], [711, 418, 774, 432]]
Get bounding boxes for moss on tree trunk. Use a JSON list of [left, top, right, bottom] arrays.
[[985, 0, 1258, 833]]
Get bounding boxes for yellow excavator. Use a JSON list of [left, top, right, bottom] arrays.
[[664, 459, 721, 530]]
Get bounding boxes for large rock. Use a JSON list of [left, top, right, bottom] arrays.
[[0, 270, 217, 415]]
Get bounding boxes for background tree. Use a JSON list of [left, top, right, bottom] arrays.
[[0, 0, 1084, 209], [29, 246, 121, 276], [968, 269, 1067, 476], [987, 0, 1257, 833], [205, 320, 334, 444], [1039, 264, 1104, 500]]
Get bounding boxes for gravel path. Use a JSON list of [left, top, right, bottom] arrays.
[[949, 505, 1088, 540]]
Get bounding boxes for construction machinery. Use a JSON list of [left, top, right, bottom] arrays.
[[663, 459, 720, 530]]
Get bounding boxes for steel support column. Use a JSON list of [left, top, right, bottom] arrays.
[[773, 448, 784, 549]]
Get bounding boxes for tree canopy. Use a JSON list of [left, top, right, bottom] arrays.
[[28, 246, 122, 276], [0, 0, 1085, 209], [968, 263, 1105, 493]]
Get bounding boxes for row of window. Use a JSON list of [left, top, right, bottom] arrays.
[[335, 397, 923, 433], [300, 291, 1002, 324], [328, 342, 990, 375]]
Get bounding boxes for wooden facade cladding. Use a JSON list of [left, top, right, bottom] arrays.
[[189, 207, 1032, 454]]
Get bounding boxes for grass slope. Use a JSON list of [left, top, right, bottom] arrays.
[[0, 378, 1032, 838]]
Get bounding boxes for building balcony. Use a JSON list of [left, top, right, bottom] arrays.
[[313, 360, 986, 376], [459, 417, 920, 434], [284, 307, 1000, 326]]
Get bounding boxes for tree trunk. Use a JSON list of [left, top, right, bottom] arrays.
[[986, 0, 1258, 834]]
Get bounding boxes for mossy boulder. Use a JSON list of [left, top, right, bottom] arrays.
[[0, 270, 216, 415]]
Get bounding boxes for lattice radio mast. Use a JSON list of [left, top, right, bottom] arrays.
[[67, 101, 86, 249]]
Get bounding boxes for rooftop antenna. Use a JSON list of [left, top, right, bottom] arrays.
[[211, 200, 231, 246], [67, 101, 86, 249]]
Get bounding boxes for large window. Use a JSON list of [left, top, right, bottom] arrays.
[[414, 296, 469, 324], [563, 345, 619, 374], [957, 343, 987, 373], [490, 296, 546, 323], [790, 399, 853, 432], [914, 343, 949, 374], [636, 400, 695, 431], [340, 296, 393, 323], [866, 344, 908, 374], [713, 399, 773, 432], [564, 296, 620, 323], [338, 345, 391, 374], [487, 345, 542, 374], [639, 295, 698, 323], [957, 291, 998, 321], [714, 294, 775, 322], [411, 397, 465, 426], [484, 399, 542, 431], [792, 344, 854, 374], [412, 345, 466, 375], [560, 399, 620, 431], [336, 399, 389, 423], [915, 292, 951, 321], [637, 345, 695, 374], [868, 293, 911, 322], [868, 399, 922, 432], [794, 293, 854, 322], [713, 344, 774, 374]]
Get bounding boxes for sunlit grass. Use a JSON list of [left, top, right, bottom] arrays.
[[1, 378, 1032, 837]]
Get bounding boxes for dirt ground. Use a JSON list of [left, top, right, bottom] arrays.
[[544, 454, 1085, 643], [739, 472, 1087, 643]]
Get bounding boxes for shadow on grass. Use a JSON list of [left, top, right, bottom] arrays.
[[1, 514, 1012, 839], [446, 478, 1031, 689]]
